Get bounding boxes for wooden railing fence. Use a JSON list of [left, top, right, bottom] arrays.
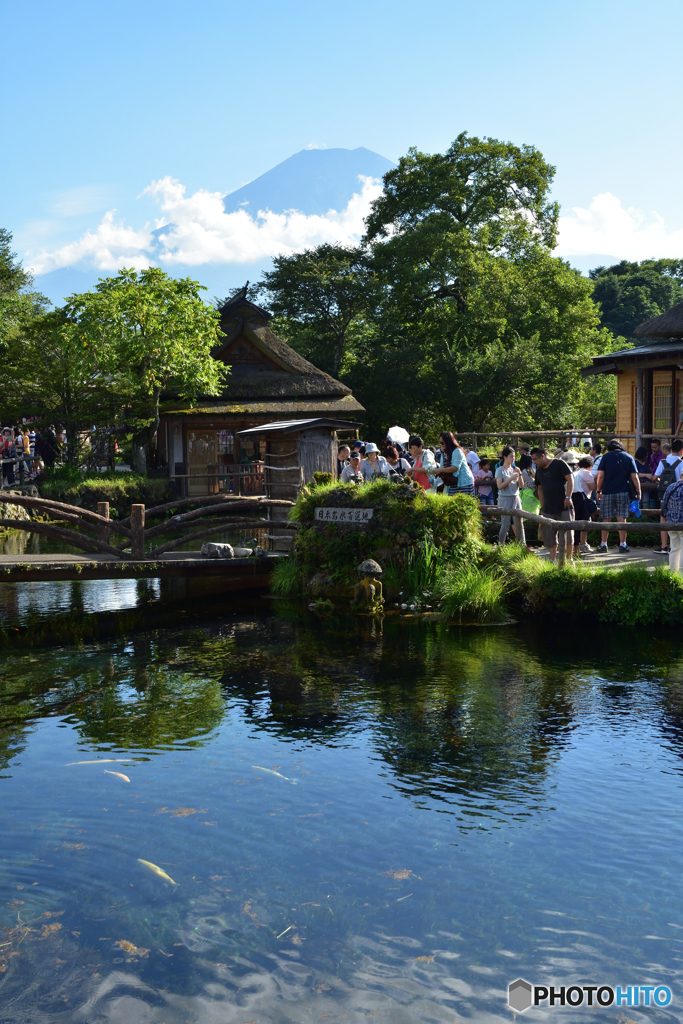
[[0, 494, 294, 560]]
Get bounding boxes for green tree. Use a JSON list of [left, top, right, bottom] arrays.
[[66, 268, 227, 474], [257, 244, 379, 377], [0, 307, 116, 464], [0, 228, 48, 347], [353, 134, 614, 436], [589, 259, 683, 339]]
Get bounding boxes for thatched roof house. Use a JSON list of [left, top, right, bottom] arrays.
[[582, 300, 683, 450], [155, 287, 364, 495]]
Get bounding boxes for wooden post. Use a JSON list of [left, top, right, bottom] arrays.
[[636, 370, 644, 451], [131, 504, 145, 558], [472, 432, 478, 453], [97, 501, 110, 545], [672, 368, 678, 439]]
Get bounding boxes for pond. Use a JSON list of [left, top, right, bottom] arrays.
[[1, 594, 682, 1022]]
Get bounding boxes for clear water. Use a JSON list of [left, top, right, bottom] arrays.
[[1, 600, 683, 1022]]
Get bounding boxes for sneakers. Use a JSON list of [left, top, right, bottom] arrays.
[[619, 543, 630, 553], [579, 542, 593, 553], [655, 546, 670, 554], [597, 542, 608, 552]]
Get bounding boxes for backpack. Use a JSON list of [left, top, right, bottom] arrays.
[[658, 458, 682, 498]]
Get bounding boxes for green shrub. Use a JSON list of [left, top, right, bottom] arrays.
[[312, 471, 334, 487], [40, 471, 174, 516]]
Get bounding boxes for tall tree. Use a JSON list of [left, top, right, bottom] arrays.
[[257, 244, 379, 376], [589, 259, 683, 339], [66, 268, 227, 474], [0, 307, 115, 464], [364, 132, 559, 314], [0, 228, 48, 347]]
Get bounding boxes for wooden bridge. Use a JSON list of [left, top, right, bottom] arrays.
[[0, 493, 292, 585]]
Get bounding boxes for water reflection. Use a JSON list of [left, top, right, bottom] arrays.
[[1, 611, 683, 1021]]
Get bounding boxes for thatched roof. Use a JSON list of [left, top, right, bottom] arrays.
[[634, 301, 683, 339], [210, 293, 355, 401], [161, 395, 366, 417]]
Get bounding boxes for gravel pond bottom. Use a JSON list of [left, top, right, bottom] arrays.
[[1, 596, 683, 1022]]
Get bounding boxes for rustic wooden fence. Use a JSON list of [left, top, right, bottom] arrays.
[[0, 494, 294, 560]]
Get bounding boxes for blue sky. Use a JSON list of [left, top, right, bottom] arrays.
[[3, 0, 683, 295]]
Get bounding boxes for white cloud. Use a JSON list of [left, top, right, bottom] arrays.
[[557, 192, 683, 261], [143, 174, 382, 265], [27, 175, 383, 275], [28, 211, 154, 275]]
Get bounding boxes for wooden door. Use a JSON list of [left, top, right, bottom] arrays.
[[299, 430, 334, 483], [187, 430, 217, 495]]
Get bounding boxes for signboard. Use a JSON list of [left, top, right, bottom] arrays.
[[314, 507, 373, 524]]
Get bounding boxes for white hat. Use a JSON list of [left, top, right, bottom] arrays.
[[364, 442, 380, 454]]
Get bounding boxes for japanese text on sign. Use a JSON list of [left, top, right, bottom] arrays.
[[314, 507, 374, 524]]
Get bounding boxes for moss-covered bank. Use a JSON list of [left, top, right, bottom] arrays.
[[273, 481, 683, 626], [40, 470, 173, 516], [273, 479, 482, 601]]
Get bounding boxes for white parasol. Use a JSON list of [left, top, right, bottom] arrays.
[[387, 425, 410, 445]]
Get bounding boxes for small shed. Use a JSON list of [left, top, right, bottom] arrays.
[[239, 418, 361, 549]]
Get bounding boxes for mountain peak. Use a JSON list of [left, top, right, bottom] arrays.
[[223, 146, 394, 217]]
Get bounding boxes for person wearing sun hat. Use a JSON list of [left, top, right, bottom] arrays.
[[359, 442, 389, 482]]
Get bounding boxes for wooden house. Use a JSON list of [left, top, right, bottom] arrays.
[[154, 287, 364, 494], [582, 301, 683, 452]]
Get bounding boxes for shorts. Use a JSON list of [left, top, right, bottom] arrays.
[[541, 507, 575, 549], [600, 491, 630, 519]]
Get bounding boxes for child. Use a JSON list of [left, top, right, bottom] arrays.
[[475, 459, 495, 506]]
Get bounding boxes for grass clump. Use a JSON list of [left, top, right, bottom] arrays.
[[435, 563, 509, 623], [270, 559, 305, 596]]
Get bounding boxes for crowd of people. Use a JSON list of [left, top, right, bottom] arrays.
[[336, 432, 683, 569], [0, 425, 60, 488]]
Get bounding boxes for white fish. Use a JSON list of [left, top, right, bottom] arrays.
[[252, 765, 297, 784], [137, 859, 177, 885], [104, 769, 130, 782], [65, 759, 132, 765]]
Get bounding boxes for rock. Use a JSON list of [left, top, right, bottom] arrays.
[[201, 542, 235, 558], [0, 494, 30, 522]]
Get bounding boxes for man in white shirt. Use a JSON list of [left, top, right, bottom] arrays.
[[462, 445, 480, 475], [589, 444, 603, 478]]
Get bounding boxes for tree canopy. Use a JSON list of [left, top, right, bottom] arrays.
[[0, 228, 48, 348], [589, 259, 683, 339], [260, 134, 616, 438], [257, 244, 379, 377], [65, 268, 227, 472]]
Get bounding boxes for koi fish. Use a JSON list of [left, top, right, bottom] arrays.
[[137, 859, 177, 885], [65, 759, 132, 765], [252, 765, 297, 784], [104, 770, 130, 782]]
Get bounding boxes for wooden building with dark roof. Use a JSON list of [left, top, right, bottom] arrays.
[[581, 300, 683, 452], [155, 287, 364, 494]]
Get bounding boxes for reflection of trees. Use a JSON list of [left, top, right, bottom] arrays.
[[68, 635, 225, 749], [0, 635, 227, 766], [218, 615, 595, 809]]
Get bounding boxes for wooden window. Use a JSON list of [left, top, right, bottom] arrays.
[[654, 384, 672, 431]]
